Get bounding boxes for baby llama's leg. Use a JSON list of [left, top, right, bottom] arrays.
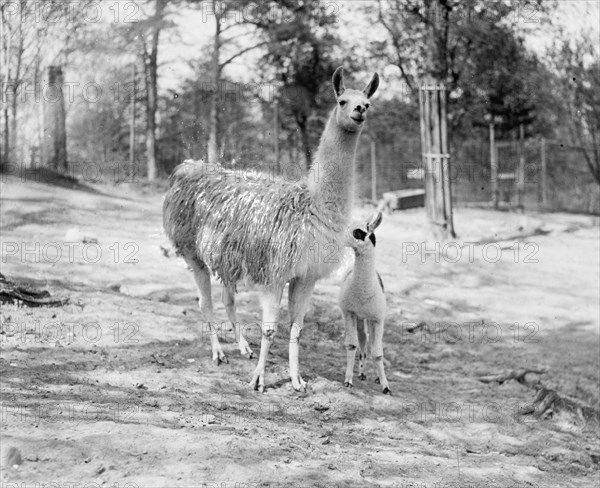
[[370, 319, 391, 395], [357, 319, 368, 380], [222, 286, 254, 359], [185, 254, 227, 364], [343, 311, 358, 387], [249, 287, 283, 393]]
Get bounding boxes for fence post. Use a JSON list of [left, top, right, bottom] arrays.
[[370, 138, 377, 203], [129, 63, 136, 169], [419, 80, 455, 238], [490, 122, 498, 208], [274, 98, 280, 171], [540, 137, 547, 207], [517, 123, 525, 211]]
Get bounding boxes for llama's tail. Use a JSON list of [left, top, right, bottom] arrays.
[[163, 159, 210, 257]]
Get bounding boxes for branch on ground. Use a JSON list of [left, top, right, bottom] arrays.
[[529, 386, 600, 424], [478, 368, 547, 385], [0, 273, 69, 308]]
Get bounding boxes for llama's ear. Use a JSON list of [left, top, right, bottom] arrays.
[[367, 211, 383, 232], [332, 66, 345, 99], [363, 72, 380, 99]]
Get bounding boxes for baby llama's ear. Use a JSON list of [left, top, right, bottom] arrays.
[[367, 211, 383, 233], [332, 66, 345, 99], [363, 72, 380, 99]]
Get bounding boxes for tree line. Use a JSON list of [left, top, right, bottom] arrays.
[[0, 0, 598, 184]]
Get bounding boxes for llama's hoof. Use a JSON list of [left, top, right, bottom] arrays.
[[214, 353, 228, 365], [239, 342, 254, 359], [375, 377, 380, 384], [344, 381, 353, 388], [358, 373, 366, 381], [249, 371, 265, 393], [291, 374, 307, 392], [382, 387, 392, 395]]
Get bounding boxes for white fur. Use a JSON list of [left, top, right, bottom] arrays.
[[339, 212, 391, 394]]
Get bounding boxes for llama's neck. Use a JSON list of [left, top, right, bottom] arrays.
[[352, 251, 379, 288], [307, 108, 361, 221]]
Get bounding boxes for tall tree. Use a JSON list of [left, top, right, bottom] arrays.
[[372, 0, 547, 132], [549, 34, 600, 184], [139, 0, 168, 180], [248, 0, 340, 170], [201, 0, 265, 163]]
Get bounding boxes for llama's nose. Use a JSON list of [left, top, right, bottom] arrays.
[[355, 105, 366, 114]]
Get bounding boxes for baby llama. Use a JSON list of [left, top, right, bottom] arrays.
[[339, 212, 391, 395], [163, 66, 379, 392]]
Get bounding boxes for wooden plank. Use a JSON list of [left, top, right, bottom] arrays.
[[490, 123, 498, 208], [540, 137, 547, 206], [517, 123, 525, 209], [370, 139, 377, 202], [439, 85, 454, 237], [431, 84, 444, 221]]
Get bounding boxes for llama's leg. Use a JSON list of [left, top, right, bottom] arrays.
[[249, 287, 283, 393], [357, 319, 368, 380], [370, 319, 391, 395], [343, 311, 358, 387], [185, 254, 227, 364], [288, 277, 317, 391], [222, 286, 254, 359]]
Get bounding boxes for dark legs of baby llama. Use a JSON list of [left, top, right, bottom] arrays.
[[343, 311, 391, 395]]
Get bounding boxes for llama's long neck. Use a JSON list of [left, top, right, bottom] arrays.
[[352, 250, 379, 290], [307, 108, 361, 222]]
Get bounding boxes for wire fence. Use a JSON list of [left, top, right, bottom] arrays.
[[355, 137, 600, 214]]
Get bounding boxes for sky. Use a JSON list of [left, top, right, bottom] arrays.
[[158, 0, 600, 94]]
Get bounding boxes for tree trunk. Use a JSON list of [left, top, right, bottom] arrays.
[[297, 116, 311, 172], [143, 0, 167, 180], [207, 0, 221, 164], [1, 2, 12, 166], [42, 66, 67, 171]]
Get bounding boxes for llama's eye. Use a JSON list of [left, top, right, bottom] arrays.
[[365, 103, 370, 109], [353, 229, 367, 241], [339, 100, 346, 106]]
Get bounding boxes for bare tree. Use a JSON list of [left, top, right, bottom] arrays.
[[1, 0, 26, 165], [551, 35, 600, 185], [139, 0, 168, 180], [204, 0, 265, 164]]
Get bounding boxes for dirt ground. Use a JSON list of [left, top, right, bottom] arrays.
[[1, 173, 599, 488]]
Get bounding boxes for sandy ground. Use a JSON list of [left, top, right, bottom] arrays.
[[1, 174, 599, 487]]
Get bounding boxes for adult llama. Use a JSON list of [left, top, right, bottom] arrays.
[[163, 66, 379, 392]]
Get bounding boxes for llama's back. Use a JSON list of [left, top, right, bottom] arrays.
[[163, 160, 319, 288]]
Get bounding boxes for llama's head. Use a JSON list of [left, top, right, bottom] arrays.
[[346, 212, 383, 256], [332, 67, 379, 133]]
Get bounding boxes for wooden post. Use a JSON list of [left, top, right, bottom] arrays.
[[274, 97, 280, 172], [129, 63, 136, 169], [439, 86, 454, 237], [517, 123, 525, 210], [370, 138, 377, 202], [42, 66, 67, 171], [540, 137, 547, 207], [489, 122, 498, 208], [419, 80, 455, 238]]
